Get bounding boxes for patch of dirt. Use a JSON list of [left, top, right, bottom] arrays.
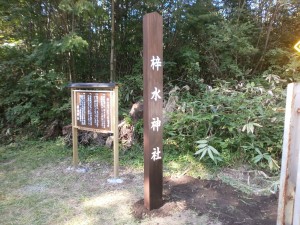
[[132, 176, 278, 225]]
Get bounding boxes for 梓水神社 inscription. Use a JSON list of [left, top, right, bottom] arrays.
[[74, 91, 112, 132]]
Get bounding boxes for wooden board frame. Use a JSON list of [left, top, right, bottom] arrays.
[[69, 83, 119, 177]]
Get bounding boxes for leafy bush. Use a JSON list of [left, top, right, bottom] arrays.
[[164, 78, 285, 172], [0, 44, 70, 138], [195, 139, 222, 164], [0, 32, 88, 138], [118, 60, 143, 107], [4, 69, 70, 131]]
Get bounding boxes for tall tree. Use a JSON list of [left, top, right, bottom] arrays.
[[110, 0, 116, 82]]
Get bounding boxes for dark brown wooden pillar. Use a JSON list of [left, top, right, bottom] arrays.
[[143, 12, 163, 210]]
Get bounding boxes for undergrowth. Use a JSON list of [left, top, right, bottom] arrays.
[[164, 77, 285, 173]]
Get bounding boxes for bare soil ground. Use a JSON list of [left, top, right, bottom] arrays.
[[132, 176, 277, 225]]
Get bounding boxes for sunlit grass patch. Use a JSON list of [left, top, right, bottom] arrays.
[[163, 150, 214, 179], [117, 142, 213, 179], [0, 193, 74, 225], [0, 139, 213, 225], [0, 140, 74, 225], [0, 139, 142, 225], [0, 139, 70, 170]]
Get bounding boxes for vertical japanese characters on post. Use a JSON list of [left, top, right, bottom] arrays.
[[150, 56, 162, 161]]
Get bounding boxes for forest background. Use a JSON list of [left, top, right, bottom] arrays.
[[1, 0, 300, 172]]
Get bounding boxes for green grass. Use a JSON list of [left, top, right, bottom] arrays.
[[0, 139, 73, 225], [0, 138, 213, 225], [0, 139, 70, 170], [118, 142, 214, 179], [0, 138, 214, 184], [0, 139, 143, 225], [119, 143, 144, 169], [0, 193, 73, 225]]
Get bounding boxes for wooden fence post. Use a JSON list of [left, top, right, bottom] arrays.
[[113, 85, 119, 178], [71, 88, 79, 166], [277, 83, 300, 225]]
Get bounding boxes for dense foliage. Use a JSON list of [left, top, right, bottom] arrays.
[[1, 0, 300, 170], [164, 77, 285, 171]]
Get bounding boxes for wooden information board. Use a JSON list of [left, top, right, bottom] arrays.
[[67, 83, 119, 177], [74, 91, 112, 133]]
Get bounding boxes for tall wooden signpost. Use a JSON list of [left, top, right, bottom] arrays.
[[143, 12, 163, 210]]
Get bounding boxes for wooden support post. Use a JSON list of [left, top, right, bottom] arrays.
[[294, 161, 300, 225], [71, 88, 79, 166], [143, 12, 163, 210], [113, 86, 119, 178], [277, 83, 300, 225]]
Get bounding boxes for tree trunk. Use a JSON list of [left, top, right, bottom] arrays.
[[252, 2, 281, 74], [110, 0, 116, 82]]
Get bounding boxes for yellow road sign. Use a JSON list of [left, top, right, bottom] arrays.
[[294, 40, 300, 52]]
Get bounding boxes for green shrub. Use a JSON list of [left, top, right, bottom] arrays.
[[118, 60, 143, 107], [164, 78, 285, 172]]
